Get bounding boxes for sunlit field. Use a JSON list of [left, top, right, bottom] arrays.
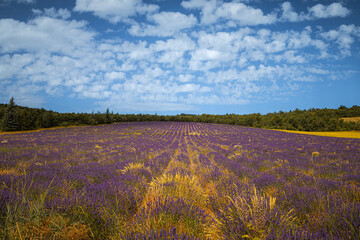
[[1, 122, 359, 239], [341, 117, 360, 123], [275, 129, 360, 139]]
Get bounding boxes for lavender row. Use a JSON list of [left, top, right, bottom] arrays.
[[1, 122, 359, 239]]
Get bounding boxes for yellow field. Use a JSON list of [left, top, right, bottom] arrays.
[[341, 117, 360, 122], [275, 129, 360, 139]]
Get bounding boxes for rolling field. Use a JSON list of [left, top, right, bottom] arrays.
[[0, 122, 359, 239]]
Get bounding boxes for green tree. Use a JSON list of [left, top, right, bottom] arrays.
[[19, 108, 36, 130], [105, 108, 112, 124], [2, 97, 20, 131], [270, 115, 284, 129], [42, 111, 55, 128]]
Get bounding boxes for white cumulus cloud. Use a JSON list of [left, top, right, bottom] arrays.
[[308, 2, 350, 19], [280, 2, 351, 22], [320, 24, 360, 56], [0, 17, 95, 55], [32, 7, 71, 19], [129, 11, 197, 37], [181, 0, 276, 26], [215, 2, 277, 26], [74, 0, 159, 24]]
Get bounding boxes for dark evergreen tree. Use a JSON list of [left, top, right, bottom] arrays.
[[3, 97, 20, 131], [105, 108, 112, 124]]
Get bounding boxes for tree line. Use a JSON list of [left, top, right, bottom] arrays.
[[1, 98, 359, 132]]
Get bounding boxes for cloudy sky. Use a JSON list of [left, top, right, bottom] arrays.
[[0, 0, 359, 114]]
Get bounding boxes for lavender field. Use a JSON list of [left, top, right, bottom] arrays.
[[0, 122, 359, 239]]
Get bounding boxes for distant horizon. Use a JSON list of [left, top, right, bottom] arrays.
[[1, 0, 360, 115], [1, 97, 358, 116]]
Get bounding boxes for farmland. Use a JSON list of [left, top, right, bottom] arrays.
[[341, 117, 360, 123], [0, 122, 359, 239], [274, 129, 360, 139]]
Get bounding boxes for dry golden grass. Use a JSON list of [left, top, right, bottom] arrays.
[[0, 125, 82, 135], [274, 130, 360, 139], [8, 215, 91, 240], [147, 173, 208, 207], [0, 168, 17, 176], [341, 117, 360, 123], [120, 162, 145, 174]]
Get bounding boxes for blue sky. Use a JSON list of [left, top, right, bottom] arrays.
[[0, 0, 359, 114]]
